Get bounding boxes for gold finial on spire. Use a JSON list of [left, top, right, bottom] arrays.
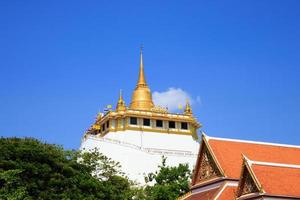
[[184, 98, 193, 115], [137, 44, 146, 86], [116, 89, 126, 111], [130, 46, 154, 110], [118, 89, 124, 103]]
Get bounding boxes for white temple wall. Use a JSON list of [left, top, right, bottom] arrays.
[[80, 130, 200, 184]]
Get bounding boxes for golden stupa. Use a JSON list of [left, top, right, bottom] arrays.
[[130, 49, 154, 110]]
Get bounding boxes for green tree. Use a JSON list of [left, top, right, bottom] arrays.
[[143, 157, 191, 200], [0, 137, 134, 200], [78, 149, 134, 200]]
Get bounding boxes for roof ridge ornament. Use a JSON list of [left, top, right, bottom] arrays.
[[116, 89, 126, 112], [184, 98, 193, 115]]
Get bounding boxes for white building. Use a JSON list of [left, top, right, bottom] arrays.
[[80, 49, 201, 184]]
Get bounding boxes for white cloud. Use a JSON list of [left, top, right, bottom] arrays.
[[152, 88, 201, 112]]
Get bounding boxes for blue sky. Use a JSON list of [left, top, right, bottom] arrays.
[[0, 1, 300, 149]]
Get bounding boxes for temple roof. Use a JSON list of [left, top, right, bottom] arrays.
[[216, 186, 237, 200], [184, 187, 220, 200], [205, 135, 300, 179], [242, 159, 300, 198], [182, 184, 237, 200], [189, 134, 300, 199]]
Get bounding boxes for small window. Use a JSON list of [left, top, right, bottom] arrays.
[[102, 124, 106, 131], [181, 122, 188, 130], [143, 118, 150, 126], [156, 120, 163, 128], [130, 117, 137, 125], [169, 121, 176, 129], [106, 121, 110, 128]]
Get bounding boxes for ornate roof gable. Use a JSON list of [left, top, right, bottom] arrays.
[[192, 134, 224, 185], [237, 157, 262, 198]]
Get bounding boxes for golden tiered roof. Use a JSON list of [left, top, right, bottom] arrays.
[[85, 48, 201, 139]]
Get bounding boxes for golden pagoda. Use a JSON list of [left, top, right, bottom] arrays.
[[130, 48, 154, 110], [85, 48, 201, 139]]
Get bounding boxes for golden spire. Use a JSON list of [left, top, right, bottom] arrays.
[[116, 90, 126, 111], [137, 46, 146, 86], [184, 98, 193, 115], [130, 46, 154, 110]]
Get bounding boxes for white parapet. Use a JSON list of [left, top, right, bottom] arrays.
[[80, 130, 200, 184]]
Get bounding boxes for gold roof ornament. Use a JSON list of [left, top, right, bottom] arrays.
[[116, 90, 126, 112], [96, 112, 103, 121], [130, 47, 154, 110], [184, 98, 193, 115]]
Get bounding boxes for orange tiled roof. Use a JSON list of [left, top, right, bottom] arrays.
[[207, 137, 300, 179], [185, 187, 220, 200], [251, 162, 300, 197], [216, 186, 237, 200]]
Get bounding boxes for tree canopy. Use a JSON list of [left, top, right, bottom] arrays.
[[0, 137, 192, 200], [0, 137, 133, 200], [143, 157, 191, 200]]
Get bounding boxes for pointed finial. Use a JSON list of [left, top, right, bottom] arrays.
[[116, 89, 126, 111], [137, 44, 146, 86], [184, 98, 193, 115], [118, 89, 123, 101]]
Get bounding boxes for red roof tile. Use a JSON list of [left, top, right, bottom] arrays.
[[216, 186, 237, 200], [185, 187, 220, 200], [207, 138, 300, 179], [251, 163, 300, 197]]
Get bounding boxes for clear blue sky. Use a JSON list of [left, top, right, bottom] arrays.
[[1, 1, 300, 149]]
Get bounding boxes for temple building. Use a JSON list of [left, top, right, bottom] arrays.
[[80, 49, 201, 184], [181, 133, 300, 200]]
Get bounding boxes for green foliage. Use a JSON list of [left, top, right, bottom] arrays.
[[0, 137, 133, 200], [143, 157, 191, 200], [0, 137, 192, 200], [0, 169, 28, 200], [78, 149, 134, 200]]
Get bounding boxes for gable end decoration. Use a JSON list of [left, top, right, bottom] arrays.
[[196, 144, 222, 183]]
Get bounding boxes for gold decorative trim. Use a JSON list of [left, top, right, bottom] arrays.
[[196, 143, 222, 182], [99, 125, 197, 138], [191, 135, 225, 186], [89, 109, 201, 139], [236, 157, 264, 197], [244, 160, 264, 193], [202, 136, 226, 177], [101, 110, 201, 127]]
